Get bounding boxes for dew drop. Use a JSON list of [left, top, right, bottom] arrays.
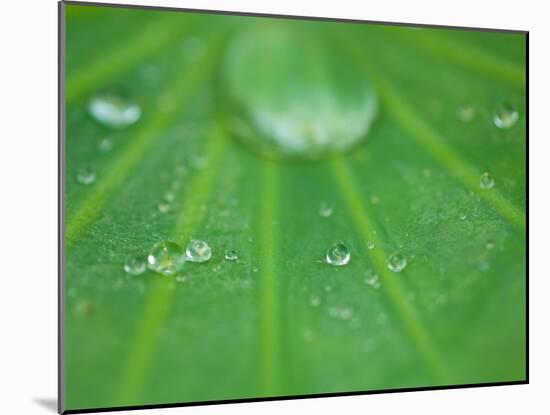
[[88, 92, 141, 128], [185, 240, 212, 263], [98, 137, 113, 152], [309, 295, 321, 307], [459, 213, 467, 220], [147, 241, 185, 276], [485, 240, 495, 250], [493, 103, 518, 129], [364, 269, 380, 288], [163, 191, 175, 202], [175, 275, 187, 283], [319, 202, 333, 218], [328, 305, 353, 320], [479, 172, 495, 190], [123, 255, 146, 276], [367, 240, 375, 250], [326, 243, 351, 266], [77, 166, 96, 185], [157, 203, 171, 213], [190, 155, 208, 170], [479, 261, 490, 272], [224, 249, 238, 261], [387, 253, 407, 272], [252, 266, 260, 273], [456, 105, 475, 122], [223, 26, 378, 159]]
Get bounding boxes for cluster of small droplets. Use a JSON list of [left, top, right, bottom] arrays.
[[123, 240, 243, 277]]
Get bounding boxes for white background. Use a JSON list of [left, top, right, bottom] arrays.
[[0, 0, 545, 413]]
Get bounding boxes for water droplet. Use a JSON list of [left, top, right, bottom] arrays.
[[456, 106, 475, 122], [88, 92, 141, 128], [163, 191, 175, 202], [124, 255, 146, 276], [157, 203, 171, 213], [387, 253, 407, 272], [459, 213, 467, 220], [252, 266, 260, 273], [98, 137, 113, 152], [224, 249, 238, 261], [493, 103, 518, 129], [479, 261, 490, 272], [223, 26, 378, 159], [175, 275, 187, 283], [319, 202, 333, 218], [364, 269, 380, 288], [367, 240, 375, 250], [326, 243, 351, 266], [485, 240, 495, 250], [185, 240, 212, 263], [309, 295, 321, 307], [328, 305, 353, 320], [190, 154, 208, 170], [147, 241, 185, 276], [77, 166, 96, 185], [479, 172, 495, 189]]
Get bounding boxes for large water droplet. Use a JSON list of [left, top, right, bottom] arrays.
[[493, 103, 518, 129], [479, 172, 495, 189], [326, 243, 351, 266], [367, 240, 375, 250], [77, 166, 96, 185], [147, 241, 185, 276], [387, 253, 407, 272], [223, 25, 378, 159], [185, 240, 212, 263], [124, 255, 146, 276], [88, 92, 141, 128]]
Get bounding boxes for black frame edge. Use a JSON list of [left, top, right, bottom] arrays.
[[58, 1, 67, 414], [64, 381, 528, 414], [63, 0, 528, 34]]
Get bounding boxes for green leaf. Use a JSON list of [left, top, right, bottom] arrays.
[[64, 4, 526, 411]]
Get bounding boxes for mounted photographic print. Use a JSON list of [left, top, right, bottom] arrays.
[[60, 1, 527, 413]]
